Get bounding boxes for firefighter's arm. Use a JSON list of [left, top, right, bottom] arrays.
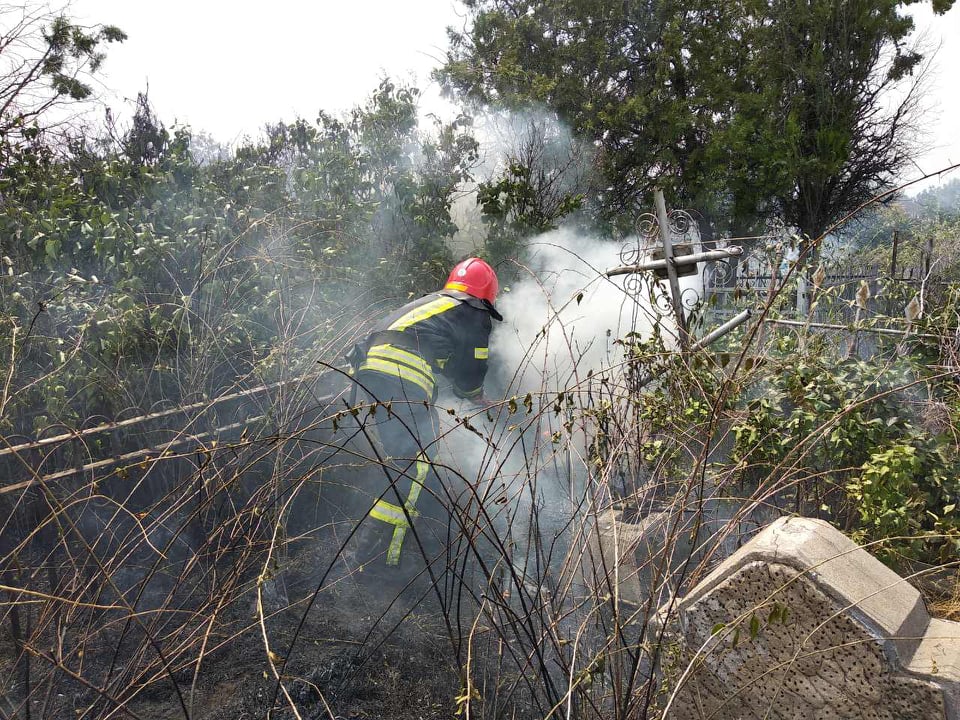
[[448, 314, 491, 401], [449, 347, 488, 400]]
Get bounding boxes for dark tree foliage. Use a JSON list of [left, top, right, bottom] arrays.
[[710, 0, 935, 253], [439, 0, 701, 224], [122, 93, 171, 166], [439, 0, 955, 242]]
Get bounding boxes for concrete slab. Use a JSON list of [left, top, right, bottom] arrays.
[[675, 516, 929, 664], [659, 516, 960, 720]]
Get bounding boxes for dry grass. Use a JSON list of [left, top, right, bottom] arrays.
[[929, 572, 960, 621]]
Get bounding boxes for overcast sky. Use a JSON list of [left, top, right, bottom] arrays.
[[72, 0, 464, 142], [72, 0, 960, 194]]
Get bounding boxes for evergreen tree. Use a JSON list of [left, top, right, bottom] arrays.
[[439, 0, 955, 245]]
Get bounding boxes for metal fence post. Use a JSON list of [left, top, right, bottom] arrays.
[[654, 188, 688, 349]]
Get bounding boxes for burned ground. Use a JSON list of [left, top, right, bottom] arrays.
[[0, 398, 550, 720]]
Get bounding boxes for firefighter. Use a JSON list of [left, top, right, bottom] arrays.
[[347, 257, 503, 577]]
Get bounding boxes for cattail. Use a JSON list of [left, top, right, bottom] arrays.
[[812, 264, 826, 289], [856, 280, 870, 310], [905, 295, 921, 324]]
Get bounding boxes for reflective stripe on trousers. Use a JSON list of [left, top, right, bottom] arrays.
[[368, 452, 430, 566]]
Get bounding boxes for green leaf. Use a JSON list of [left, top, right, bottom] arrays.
[[45, 237, 59, 260]]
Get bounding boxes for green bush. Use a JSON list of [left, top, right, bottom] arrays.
[[730, 329, 960, 566], [848, 441, 960, 564]]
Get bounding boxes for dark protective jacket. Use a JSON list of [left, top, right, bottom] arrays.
[[356, 289, 502, 401]]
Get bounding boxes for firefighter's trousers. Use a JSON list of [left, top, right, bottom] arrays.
[[350, 370, 445, 575]]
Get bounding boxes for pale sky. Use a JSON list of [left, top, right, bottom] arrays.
[[904, 4, 960, 192], [72, 0, 465, 144], [70, 0, 960, 193]]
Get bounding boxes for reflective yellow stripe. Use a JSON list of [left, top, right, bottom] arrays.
[[408, 455, 427, 504], [358, 357, 434, 396], [461, 385, 483, 398], [370, 499, 410, 526], [388, 297, 458, 331], [368, 344, 432, 376], [474, 347, 489, 359], [385, 456, 427, 565], [369, 455, 430, 566], [445, 281, 468, 293], [386, 525, 407, 565]]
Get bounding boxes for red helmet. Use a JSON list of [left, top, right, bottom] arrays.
[[444, 257, 499, 303]]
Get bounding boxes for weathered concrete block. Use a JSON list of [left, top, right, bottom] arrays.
[[592, 508, 675, 607], [660, 516, 960, 720]]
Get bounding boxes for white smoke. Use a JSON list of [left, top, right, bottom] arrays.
[[490, 226, 702, 398], [434, 225, 705, 588]]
